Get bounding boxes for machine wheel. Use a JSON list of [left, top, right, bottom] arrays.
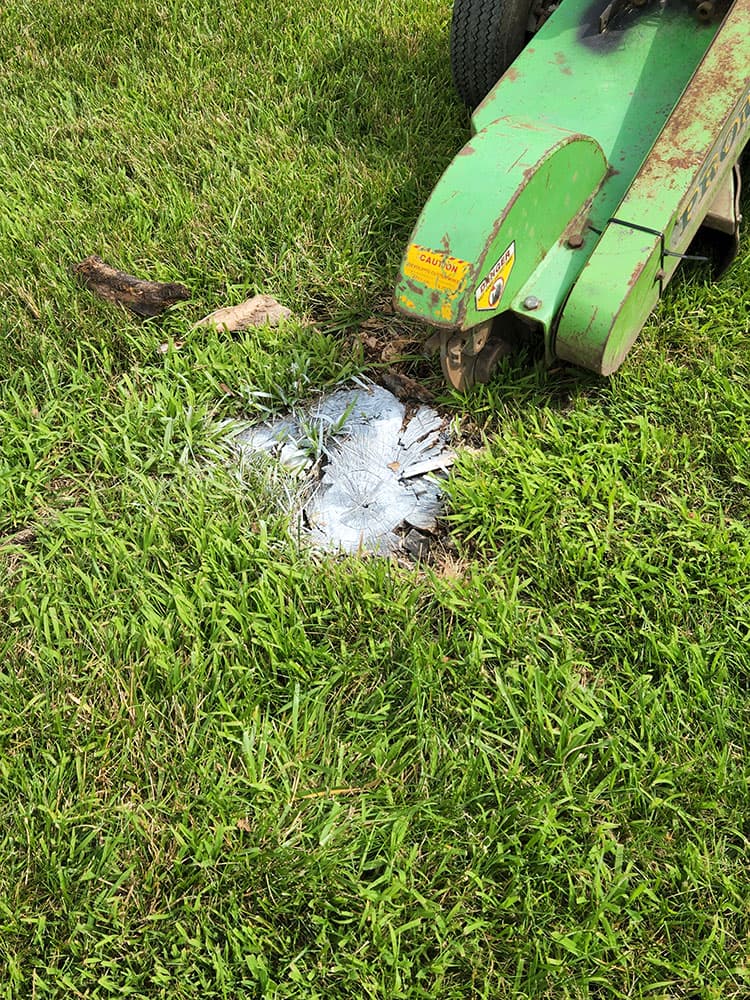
[[450, 0, 537, 109], [439, 320, 517, 390]]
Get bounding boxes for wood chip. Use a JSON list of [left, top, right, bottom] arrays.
[[400, 455, 455, 479], [157, 339, 184, 353], [378, 370, 436, 405], [195, 294, 291, 332], [73, 255, 190, 317]]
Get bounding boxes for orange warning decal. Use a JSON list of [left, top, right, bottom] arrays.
[[403, 244, 470, 293], [475, 242, 515, 312]]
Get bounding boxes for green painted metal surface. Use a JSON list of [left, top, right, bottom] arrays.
[[395, 123, 607, 327], [556, 0, 750, 372], [394, 0, 748, 376]]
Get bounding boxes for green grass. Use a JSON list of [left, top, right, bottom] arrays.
[[1, 1, 749, 997]]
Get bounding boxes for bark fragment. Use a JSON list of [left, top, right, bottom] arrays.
[[73, 255, 190, 317], [195, 295, 291, 332]]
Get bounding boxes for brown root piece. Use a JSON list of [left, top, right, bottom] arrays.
[[378, 369, 436, 405], [73, 255, 190, 317]]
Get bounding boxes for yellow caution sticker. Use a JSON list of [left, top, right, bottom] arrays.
[[475, 241, 515, 312], [403, 244, 470, 293]]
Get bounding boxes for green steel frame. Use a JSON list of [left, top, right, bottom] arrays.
[[394, 0, 749, 385]]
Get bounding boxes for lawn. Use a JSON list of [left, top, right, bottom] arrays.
[[0, 1, 748, 997]]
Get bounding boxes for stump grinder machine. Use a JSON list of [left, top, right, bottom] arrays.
[[394, 0, 749, 389]]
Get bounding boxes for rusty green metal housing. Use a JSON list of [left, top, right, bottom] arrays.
[[394, 0, 749, 383]]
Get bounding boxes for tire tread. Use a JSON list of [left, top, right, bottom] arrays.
[[450, 0, 532, 108]]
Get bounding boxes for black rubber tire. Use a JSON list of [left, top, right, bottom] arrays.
[[450, 0, 536, 109]]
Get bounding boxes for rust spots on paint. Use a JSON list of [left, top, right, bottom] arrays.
[[627, 261, 645, 291], [554, 51, 572, 75]]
